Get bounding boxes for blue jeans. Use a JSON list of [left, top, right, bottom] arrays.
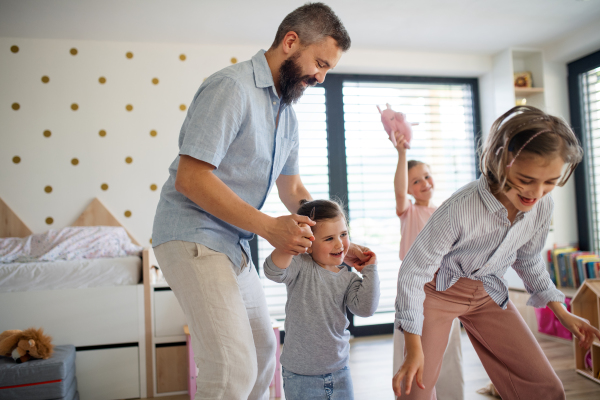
[[282, 366, 354, 400]]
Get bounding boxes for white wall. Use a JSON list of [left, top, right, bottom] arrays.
[[0, 37, 257, 244]]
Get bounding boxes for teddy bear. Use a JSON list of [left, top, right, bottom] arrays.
[[0, 328, 54, 363]]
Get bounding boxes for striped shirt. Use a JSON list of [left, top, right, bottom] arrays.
[[395, 176, 564, 335]]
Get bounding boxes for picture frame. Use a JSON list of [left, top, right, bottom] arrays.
[[514, 71, 532, 88]]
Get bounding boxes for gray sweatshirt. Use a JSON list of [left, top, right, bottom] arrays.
[[264, 253, 380, 375]]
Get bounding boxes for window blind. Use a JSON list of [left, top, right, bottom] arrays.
[[257, 86, 329, 320], [581, 66, 600, 253], [342, 81, 478, 326]]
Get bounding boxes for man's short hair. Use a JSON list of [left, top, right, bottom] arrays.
[[270, 2, 351, 51]]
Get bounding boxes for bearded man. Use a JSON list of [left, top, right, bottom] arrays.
[[152, 3, 365, 400]]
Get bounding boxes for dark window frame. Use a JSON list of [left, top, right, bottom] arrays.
[[569, 49, 600, 252], [253, 72, 482, 337]]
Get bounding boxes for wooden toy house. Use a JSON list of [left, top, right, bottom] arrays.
[[572, 279, 600, 383]]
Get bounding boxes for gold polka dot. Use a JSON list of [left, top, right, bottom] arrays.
[[41, 76, 50, 83], [150, 184, 157, 191], [45, 217, 54, 225], [43, 130, 51, 138], [203, 77, 207, 81], [231, 57, 237, 64], [11, 103, 20, 110], [70, 48, 78, 56], [126, 51, 133, 59], [99, 129, 106, 137], [71, 103, 79, 111], [99, 76, 106, 84], [12, 156, 21, 164], [71, 158, 79, 166], [125, 156, 133, 164], [44, 186, 52, 193], [126, 104, 133, 111], [101, 183, 109, 191], [152, 78, 159, 85], [179, 104, 187, 111], [124, 210, 132, 218], [149, 238, 153, 244], [150, 130, 157, 137], [11, 45, 19, 53]]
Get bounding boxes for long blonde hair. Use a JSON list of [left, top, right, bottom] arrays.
[[480, 106, 583, 193]]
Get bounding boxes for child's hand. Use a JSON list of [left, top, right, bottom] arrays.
[[354, 251, 377, 272], [558, 312, 600, 349], [344, 243, 371, 268], [393, 133, 408, 154], [392, 344, 425, 397]]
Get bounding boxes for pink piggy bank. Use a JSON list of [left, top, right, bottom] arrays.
[[376, 103, 413, 149]]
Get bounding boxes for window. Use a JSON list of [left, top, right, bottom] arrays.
[[570, 50, 600, 253], [252, 74, 481, 335], [255, 86, 329, 320], [341, 79, 478, 329]]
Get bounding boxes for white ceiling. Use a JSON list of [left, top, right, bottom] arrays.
[[1, 0, 600, 55]]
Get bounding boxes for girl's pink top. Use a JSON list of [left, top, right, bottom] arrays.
[[399, 201, 437, 261]]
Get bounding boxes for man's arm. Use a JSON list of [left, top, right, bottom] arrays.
[[276, 174, 312, 213], [175, 155, 315, 255]]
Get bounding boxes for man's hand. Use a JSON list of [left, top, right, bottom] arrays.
[[263, 214, 315, 255], [392, 332, 426, 397]]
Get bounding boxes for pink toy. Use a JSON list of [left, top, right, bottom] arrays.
[[376, 103, 414, 149]]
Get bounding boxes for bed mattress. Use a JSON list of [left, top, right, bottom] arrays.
[[0, 256, 141, 292]]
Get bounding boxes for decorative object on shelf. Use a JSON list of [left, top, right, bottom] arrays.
[[514, 71, 532, 88], [515, 98, 527, 106], [585, 349, 593, 370]]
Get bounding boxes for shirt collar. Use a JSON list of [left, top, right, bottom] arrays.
[[477, 176, 527, 221], [477, 175, 505, 214], [252, 50, 275, 89]]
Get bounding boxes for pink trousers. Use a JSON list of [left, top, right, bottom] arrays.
[[401, 276, 564, 400]]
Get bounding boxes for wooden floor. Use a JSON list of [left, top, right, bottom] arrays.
[[138, 330, 600, 400]]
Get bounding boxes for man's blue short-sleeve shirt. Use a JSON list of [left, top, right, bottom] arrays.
[[152, 50, 300, 269]]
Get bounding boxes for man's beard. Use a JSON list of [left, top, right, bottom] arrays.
[[279, 52, 318, 105]]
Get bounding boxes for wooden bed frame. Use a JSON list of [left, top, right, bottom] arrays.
[[0, 197, 154, 399]]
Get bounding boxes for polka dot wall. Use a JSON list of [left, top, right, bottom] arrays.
[[0, 38, 257, 244]]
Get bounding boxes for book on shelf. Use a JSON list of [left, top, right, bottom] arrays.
[[548, 245, 600, 289]]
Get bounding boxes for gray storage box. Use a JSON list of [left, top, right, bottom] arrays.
[[0, 345, 78, 400]]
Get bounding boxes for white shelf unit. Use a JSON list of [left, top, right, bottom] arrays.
[[144, 249, 190, 398], [492, 48, 547, 116]]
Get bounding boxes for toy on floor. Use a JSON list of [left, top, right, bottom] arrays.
[[376, 103, 415, 149], [0, 328, 54, 363]]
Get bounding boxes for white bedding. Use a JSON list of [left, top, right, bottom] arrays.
[[0, 256, 141, 292], [0, 226, 142, 263]]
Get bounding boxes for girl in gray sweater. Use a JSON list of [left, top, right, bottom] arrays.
[[264, 199, 380, 400]]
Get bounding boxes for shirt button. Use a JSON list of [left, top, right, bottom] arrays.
[[273, 101, 277, 105]]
